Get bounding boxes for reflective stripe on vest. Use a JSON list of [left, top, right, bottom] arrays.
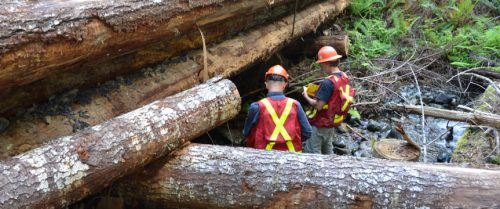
[[339, 84, 353, 112], [260, 98, 297, 153]]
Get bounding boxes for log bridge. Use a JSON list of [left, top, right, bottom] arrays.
[[1, 0, 499, 208]]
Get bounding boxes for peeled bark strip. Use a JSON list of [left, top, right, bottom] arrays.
[[0, 0, 349, 160], [116, 144, 500, 209], [391, 104, 500, 129], [0, 79, 241, 209], [0, 0, 322, 115]]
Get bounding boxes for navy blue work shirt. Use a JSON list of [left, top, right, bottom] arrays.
[[242, 92, 312, 140], [315, 72, 342, 102]]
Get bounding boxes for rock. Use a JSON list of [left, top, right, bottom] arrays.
[[355, 150, 373, 158], [0, 117, 10, 133], [332, 138, 347, 148], [367, 119, 385, 132], [337, 124, 348, 134], [215, 126, 245, 145], [435, 92, 457, 107], [384, 128, 403, 140], [424, 143, 448, 163], [346, 140, 360, 153], [437, 150, 452, 163], [43, 116, 52, 125]]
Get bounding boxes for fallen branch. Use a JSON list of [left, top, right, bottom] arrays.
[[115, 144, 500, 209], [447, 72, 500, 96], [390, 104, 500, 129], [0, 79, 241, 209]]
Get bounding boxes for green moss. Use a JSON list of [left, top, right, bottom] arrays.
[[452, 129, 470, 159], [490, 155, 500, 165]]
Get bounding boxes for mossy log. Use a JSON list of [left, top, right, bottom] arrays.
[[0, 0, 350, 160], [0, 79, 241, 209], [116, 144, 500, 209], [0, 0, 325, 115]]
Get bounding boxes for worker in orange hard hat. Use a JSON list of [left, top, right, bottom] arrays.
[[302, 46, 355, 154], [243, 65, 312, 153]]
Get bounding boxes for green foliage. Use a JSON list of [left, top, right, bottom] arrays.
[[310, 62, 321, 70], [348, 107, 361, 120], [344, 0, 498, 69], [348, 0, 385, 17], [447, 0, 477, 26]]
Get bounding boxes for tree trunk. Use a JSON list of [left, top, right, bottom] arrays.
[[391, 104, 500, 129], [115, 144, 500, 209], [0, 0, 320, 90], [0, 0, 350, 160], [311, 35, 349, 56], [0, 79, 241, 209], [0, 0, 326, 115]]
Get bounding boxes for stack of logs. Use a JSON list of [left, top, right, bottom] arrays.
[[0, 0, 499, 208]]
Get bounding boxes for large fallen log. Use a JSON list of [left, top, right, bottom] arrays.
[[390, 104, 500, 129], [0, 0, 320, 92], [0, 0, 322, 115], [0, 79, 241, 209], [0, 0, 349, 160], [115, 144, 500, 209]]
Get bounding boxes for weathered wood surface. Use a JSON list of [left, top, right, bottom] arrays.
[[116, 144, 500, 209], [0, 0, 350, 160], [0, 79, 241, 209], [311, 35, 349, 56], [391, 104, 500, 129], [0, 0, 323, 114]]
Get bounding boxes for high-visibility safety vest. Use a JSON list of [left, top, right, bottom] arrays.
[[308, 72, 354, 128], [248, 97, 302, 152]]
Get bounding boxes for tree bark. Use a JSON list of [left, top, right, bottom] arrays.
[[115, 144, 500, 209], [391, 104, 500, 129], [0, 0, 350, 160], [0, 0, 325, 115], [0, 0, 316, 89], [0, 79, 241, 209]]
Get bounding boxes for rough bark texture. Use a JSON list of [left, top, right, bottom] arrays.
[[0, 79, 241, 209], [0, 0, 349, 160], [391, 104, 500, 129], [0, 0, 322, 92], [116, 144, 500, 209], [196, 0, 350, 78]]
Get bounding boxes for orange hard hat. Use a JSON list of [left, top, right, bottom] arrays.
[[265, 65, 289, 82], [316, 46, 342, 63]]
